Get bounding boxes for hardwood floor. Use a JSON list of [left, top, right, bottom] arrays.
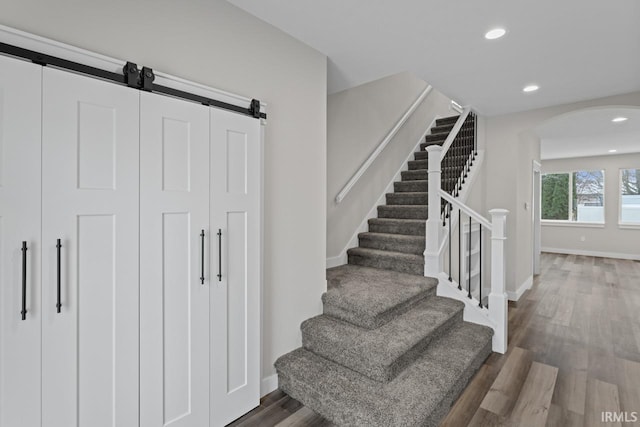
[[229, 253, 640, 426]]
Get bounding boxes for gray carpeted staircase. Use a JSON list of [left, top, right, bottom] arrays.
[[275, 115, 493, 426]]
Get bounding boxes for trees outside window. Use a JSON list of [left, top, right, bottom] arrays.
[[541, 170, 604, 222]]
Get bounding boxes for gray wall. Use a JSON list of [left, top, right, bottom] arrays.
[[327, 72, 452, 259], [0, 0, 327, 383], [541, 153, 640, 258], [484, 91, 640, 297]]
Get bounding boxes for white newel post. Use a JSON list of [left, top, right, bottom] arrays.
[[424, 145, 443, 276], [488, 209, 509, 353]]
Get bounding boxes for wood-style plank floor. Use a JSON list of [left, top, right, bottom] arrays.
[[229, 253, 640, 426]]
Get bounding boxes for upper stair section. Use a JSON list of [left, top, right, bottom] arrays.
[[347, 114, 475, 276]]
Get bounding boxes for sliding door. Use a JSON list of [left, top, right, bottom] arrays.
[[139, 92, 210, 427], [210, 109, 261, 426], [41, 67, 140, 427], [0, 55, 42, 427]]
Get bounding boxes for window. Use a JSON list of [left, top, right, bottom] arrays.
[[542, 170, 604, 223], [620, 168, 640, 225]]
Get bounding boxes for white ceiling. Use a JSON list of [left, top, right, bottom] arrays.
[[227, 0, 640, 116], [537, 108, 640, 159]]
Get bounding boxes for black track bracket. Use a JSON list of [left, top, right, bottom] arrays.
[[140, 67, 155, 91], [249, 99, 261, 119], [123, 62, 140, 88]]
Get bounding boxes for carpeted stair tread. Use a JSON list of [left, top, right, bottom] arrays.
[[385, 192, 427, 205], [323, 264, 437, 329], [358, 232, 424, 255], [367, 218, 425, 236], [275, 322, 493, 427], [435, 115, 460, 126], [377, 204, 427, 219], [301, 296, 464, 382], [348, 247, 424, 275], [394, 180, 428, 192]]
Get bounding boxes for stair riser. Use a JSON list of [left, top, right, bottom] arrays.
[[301, 309, 463, 383], [358, 234, 425, 255], [385, 193, 427, 205], [348, 252, 424, 275], [394, 181, 427, 192], [377, 205, 427, 219]]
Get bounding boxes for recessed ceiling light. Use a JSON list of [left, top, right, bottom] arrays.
[[523, 85, 539, 93], [612, 117, 628, 123], [608, 149, 617, 153], [485, 28, 506, 40]]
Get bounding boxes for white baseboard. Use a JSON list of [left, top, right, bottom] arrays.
[[261, 373, 278, 397], [541, 247, 640, 261], [326, 114, 441, 268], [507, 276, 532, 301], [326, 254, 346, 269]]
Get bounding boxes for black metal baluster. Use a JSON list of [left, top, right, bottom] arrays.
[[474, 112, 478, 157], [479, 226, 483, 308], [217, 229, 222, 281], [200, 230, 205, 285], [21, 242, 27, 320], [468, 216, 472, 299], [56, 239, 62, 313], [458, 210, 462, 290], [448, 203, 452, 282]]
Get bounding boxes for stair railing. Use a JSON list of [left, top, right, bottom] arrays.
[[424, 107, 509, 354]]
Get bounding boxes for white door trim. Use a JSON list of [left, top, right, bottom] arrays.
[[532, 160, 542, 275]]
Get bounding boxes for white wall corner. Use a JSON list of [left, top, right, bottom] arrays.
[[507, 275, 532, 301], [261, 373, 278, 397]]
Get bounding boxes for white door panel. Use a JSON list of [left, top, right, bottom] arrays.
[[139, 92, 210, 427], [41, 68, 139, 427], [0, 56, 42, 427], [210, 109, 261, 427]]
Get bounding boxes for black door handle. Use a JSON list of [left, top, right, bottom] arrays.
[[217, 229, 222, 282], [56, 239, 62, 313], [200, 230, 205, 285], [21, 241, 27, 320]]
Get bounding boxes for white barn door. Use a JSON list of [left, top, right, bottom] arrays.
[[210, 109, 261, 426], [139, 92, 210, 427], [0, 56, 42, 427], [41, 67, 140, 427]]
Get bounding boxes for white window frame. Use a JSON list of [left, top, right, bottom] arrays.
[[541, 169, 605, 225], [618, 167, 640, 228]]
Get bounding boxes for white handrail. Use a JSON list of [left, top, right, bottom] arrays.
[[335, 85, 433, 204], [439, 106, 471, 158], [439, 190, 492, 230]]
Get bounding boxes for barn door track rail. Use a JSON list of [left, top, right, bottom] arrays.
[[0, 41, 265, 120]]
